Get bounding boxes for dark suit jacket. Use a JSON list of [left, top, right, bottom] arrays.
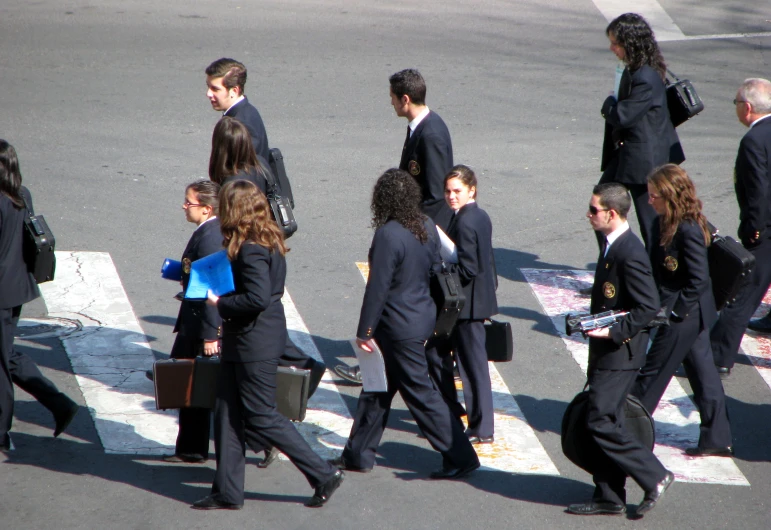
[[225, 96, 270, 163], [400, 110, 454, 228], [589, 228, 660, 371], [175, 218, 223, 340], [357, 219, 440, 342], [0, 187, 40, 310], [221, 166, 268, 195], [217, 243, 287, 362], [650, 219, 717, 330], [447, 203, 498, 320], [735, 116, 771, 247], [601, 65, 685, 185]]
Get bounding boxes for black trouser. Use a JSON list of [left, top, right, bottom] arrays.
[[212, 358, 336, 505], [342, 331, 479, 471], [425, 337, 466, 420], [0, 306, 16, 448], [453, 320, 494, 438], [169, 334, 210, 459], [711, 236, 771, 369], [587, 368, 668, 505], [597, 160, 657, 250], [633, 317, 732, 450]]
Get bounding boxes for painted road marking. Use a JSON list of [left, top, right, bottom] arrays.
[[592, 0, 771, 42], [735, 291, 771, 395], [39, 251, 354, 457], [355, 262, 559, 475], [521, 268, 749, 485]]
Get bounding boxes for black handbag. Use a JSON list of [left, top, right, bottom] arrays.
[[484, 319, 513, 362], [21, 191, 56, 284], [707, 224, 755, 310], [268, 148, 295, 209], [263, 164, 298, 239], [666, 70, 704, 127], [562, 389, 655, 474], [430, 262, 465, 339]]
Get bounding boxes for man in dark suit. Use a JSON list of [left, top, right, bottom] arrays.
[[567, 183, 673, 517], [205, 58, 270, 163], [711, 78, 771, 374]]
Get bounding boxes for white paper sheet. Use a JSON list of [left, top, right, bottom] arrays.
[[436, 226, 458, 263], [349, 339, 388, 392]]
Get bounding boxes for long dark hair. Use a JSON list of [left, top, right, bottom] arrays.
[[208, 117, 264, 184], [0, 140, 24, 209], [371, 169, 428, 243], [607, 13, 666, 80], [648, 164, 710, 248], [218, 180, 287, 260]]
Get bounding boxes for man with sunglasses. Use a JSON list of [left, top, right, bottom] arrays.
[[567, 183, 673, 518], [710, 78, 771, 375]]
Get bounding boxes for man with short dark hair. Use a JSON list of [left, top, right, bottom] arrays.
[[711, 78, 771, 373], [567, 183, 673, 518], [205, 58, 270, 162]]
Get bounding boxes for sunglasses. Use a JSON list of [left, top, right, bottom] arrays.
[[588, 205, 610, 215]]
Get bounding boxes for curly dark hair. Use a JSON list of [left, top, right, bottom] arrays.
[[371, 168, 428, 243], [607, 13, 666, 80]]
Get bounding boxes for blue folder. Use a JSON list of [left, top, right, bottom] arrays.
[[184, 250, 235, 300]]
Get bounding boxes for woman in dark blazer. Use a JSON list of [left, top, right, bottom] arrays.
[[193, 181, 342, 510], [162, 180, 222, 463], [599, 13, 684, 249], [444, 165, 498, 444], [0, 140, 78, 451], [209, 116, 269, 194], [631, 165, 733, 456], [334, 169, 479, 479]]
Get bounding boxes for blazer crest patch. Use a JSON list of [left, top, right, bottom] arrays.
[[408, 160, 421, 176], [182, 257, 192, 274], [603, 281, 616, 299], [664, 256, 678, 271]]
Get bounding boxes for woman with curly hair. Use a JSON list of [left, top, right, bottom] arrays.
[[444, 165, 498, 445], [598, 13, 685, 250], [631, 164, 733, 456], [332, 168, 479, 479], [193, 181, 343, 510]]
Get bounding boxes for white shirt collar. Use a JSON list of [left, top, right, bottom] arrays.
[[750, 113, 771, 129], [223, 96, 245, 115], [604, 221, 630, 255], [194, 216, 217, 231], [408, 107, 430, 136]]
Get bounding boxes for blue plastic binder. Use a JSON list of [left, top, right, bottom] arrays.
[[184, 250, 235, 299]]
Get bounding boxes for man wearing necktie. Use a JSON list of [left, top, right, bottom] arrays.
[[566, 183, 673, 518]]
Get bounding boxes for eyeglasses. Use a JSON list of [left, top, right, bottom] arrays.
[[588, 205, 609, 215], [183, 200, 206, 208], [733, 98, 748, 105]]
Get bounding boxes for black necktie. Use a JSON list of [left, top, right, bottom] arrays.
[[403, 126, 411, 153]]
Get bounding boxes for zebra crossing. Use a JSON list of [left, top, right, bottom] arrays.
[[32, 252, 758, 486]]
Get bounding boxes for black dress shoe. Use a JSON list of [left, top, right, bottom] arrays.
[[566, 501, 626, 515], [192, 495, 243, 510], [636, 471, 674, 516], [685, 446, 734, 457], [468, 435, 494, 445], [748, 315, 771, 333], [429, 461, 480, 480], [162, 453, 207, 463], [53, 397, 79, 438], [145, 369, 154, 381], [257, 447, 280, 468], [716, 366, 731, 379], [334, 364, 363, 385], [328, 455, 372, 473], [578, 286, 593, 296], [305, 469, 344, 508]]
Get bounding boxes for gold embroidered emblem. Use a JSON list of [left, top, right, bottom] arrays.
[[664, 256, 678, 271], [603, 282, 616, 299], [182, 257, 192, 274], [408, 160, 421, 176]]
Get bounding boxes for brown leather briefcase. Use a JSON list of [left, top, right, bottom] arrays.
[[153, 359, 195, 410]]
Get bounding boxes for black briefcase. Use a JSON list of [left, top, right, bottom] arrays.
[[430, 265, 465, 339], [264, 164, 298, 239], [189, 356, 221, 409], [485, 319, 513, 362], [561, 390, 654, 474], [276, 366, 310, 422], [268, 148, 295, 209], [21, 193, 56, 284], [666, 70, 704, 127], [708, 226, 755, 310]]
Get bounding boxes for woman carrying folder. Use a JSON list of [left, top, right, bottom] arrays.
[[194, 180, 343, 510], [162, 180, 222, 464], [444, 165, 498, 445], [333, 169, 479, 479], [208, 117, 268, 194]]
